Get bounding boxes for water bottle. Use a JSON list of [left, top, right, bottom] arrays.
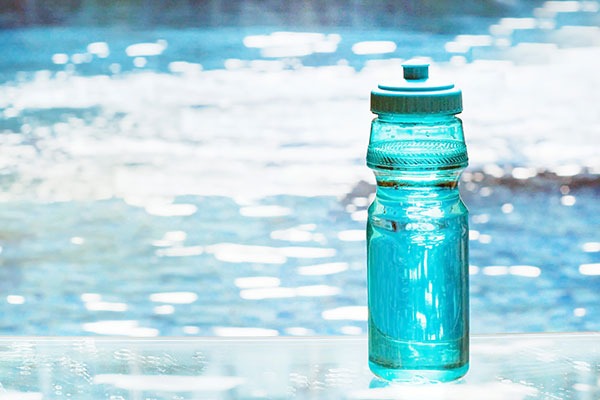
[[366, 62, 469, 382]]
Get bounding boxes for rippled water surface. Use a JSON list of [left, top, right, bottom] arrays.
[[0, 1, 599, 336]]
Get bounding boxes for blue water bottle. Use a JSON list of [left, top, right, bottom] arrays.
[[366, 62, 469, 382]]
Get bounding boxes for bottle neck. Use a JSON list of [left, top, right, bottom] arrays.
[[375, 113, 458, 124], [374, 169, 463, 201]]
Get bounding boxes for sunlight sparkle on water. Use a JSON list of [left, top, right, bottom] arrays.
[[125, 42, 167, 57], [6, 295, 25, 305], [509, 265, 541, 278], [213, 327, 278, 337], [337, 230, 365, 242], [579, 263, 600, 276], [183, 326, 200, 334], [240, 287, 296, 300], [554, 164, 582, 176], [71, 53, 91, 64], [163, 230, 187, 242], [239, 205, 292, 217], [206, 243, 287, 264], [280, 246, 336, 258], [561, 195, 576, 206], [149, 292, 198, 304], [52, 53, 69, 64], [240, 285, 340, 300], [479, 234, 493, 244], [285, 327, 315, 336], [352, 197, 370, 207], [321, 306, 367, 321], [351, 41, 397, 55], [133, 57, 147, 68], [85, 301, 128, 312], [243, 32, 341, 58], [446, 34, 494, 54], [472, 214, 491, 224], [270, 227, 324, 242], [155, 246, 204, 257], [234, 276, 281, 289], [483, 266, 509, 276], [543, 1, 582, 13], [501, 203, 514, 214], [168, 61, 202, 74], [499, 17, 537, 30], [297, 262, 349, 276], [479, 187, 493, 197], [483, 164, 505, 178], [469, 265, 480, 275], [582, 242, 600, 252], [82, 321, 159, 337], [340, 326, 363, 335], [456, 34, 494, 47], [512, 167, 537, 180], [87, 42, 110, 58], [351, 210, 368, 222], [145, 203, 198, 217], [573, 307, 587, 317], [206, 243, 335, 264], [70, 236, 85, 245], [154, 305, 175, 315], [296, 285, 340, 297], [81, 293, 102, 303]]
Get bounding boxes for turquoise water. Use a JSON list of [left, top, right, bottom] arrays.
[[0, 1, 599, 336]]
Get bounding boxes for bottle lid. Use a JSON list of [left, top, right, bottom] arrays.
[[370, 62, 462, 115]]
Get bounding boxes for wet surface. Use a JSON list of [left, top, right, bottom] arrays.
[[0, 334, 597, 398]]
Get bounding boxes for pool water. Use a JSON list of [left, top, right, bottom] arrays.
[[0, 1, 598, 336]]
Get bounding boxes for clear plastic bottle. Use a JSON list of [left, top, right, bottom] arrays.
[[366, 62, 469, 382]]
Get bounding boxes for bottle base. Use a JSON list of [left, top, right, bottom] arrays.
[[369, 361, 469, 383]]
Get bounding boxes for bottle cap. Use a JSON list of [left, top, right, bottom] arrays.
[[371, 62, 462, 115]]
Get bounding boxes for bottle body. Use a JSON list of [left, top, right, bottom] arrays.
[[367, 114, 469, 382]]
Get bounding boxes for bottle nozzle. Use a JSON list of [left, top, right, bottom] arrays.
[[403, 63, 429, 80]]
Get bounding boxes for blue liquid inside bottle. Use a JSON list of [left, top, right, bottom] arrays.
[[366, 111, 469, 382]]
